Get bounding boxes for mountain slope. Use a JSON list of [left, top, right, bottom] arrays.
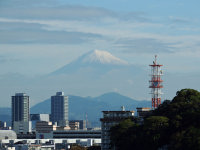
[[50, 50, 131, 75], [79, 50, 128, 65], [0, 93, 150, 127], [0, 107, 11, 126], [96, 92, 150, 110], [31, 92, 150, 127], [36, 50, 148, 101]]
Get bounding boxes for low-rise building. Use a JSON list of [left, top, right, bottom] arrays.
[[0, 130, 17, 140], [0, 138, 101, 150], [69, 121, 79, 130], [30, 114, 50, 129], [53, 129, 101, 139], [36, 121, 57, 133], [136, 107, 151, 117], [36, 121, 57, 139], [13, 121, 32, 134], [69, 120, 86, 130]]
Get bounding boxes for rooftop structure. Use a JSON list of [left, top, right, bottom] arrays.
[[136, 107, 151, 117], [0, 130, 17, 140]]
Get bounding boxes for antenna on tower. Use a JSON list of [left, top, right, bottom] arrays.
[[149, 55, 163, 109], [155, 55, 157, 64]]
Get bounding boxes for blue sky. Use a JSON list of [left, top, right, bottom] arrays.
[[1, 0, 200, 74], [0, 0, 200, 106]]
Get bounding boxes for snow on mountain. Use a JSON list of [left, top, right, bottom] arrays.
[[50, 50, 130, 75], [80, 50, 128, 65]]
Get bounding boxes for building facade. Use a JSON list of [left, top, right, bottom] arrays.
[[51, 92, 68, 126], [100, 110, 135, 150], [12, 93, 30, 124], [13, 121, 32, 134], [30, 114, 50, 129], [12, 93, 31, 133], [69, 121, 79, 130], [136, 107, 151, 117], [69, 120, 86, 130], [36, 121, 57, 139], [53, 130, 101, 139]]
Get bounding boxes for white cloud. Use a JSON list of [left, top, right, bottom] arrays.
[[1, 1, 200, 74]]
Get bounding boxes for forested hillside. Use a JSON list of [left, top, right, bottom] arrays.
[[110, 89, 200, 150]]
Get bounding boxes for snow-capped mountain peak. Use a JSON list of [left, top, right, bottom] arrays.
[[50, 49, 131, 75], [81, 50, 128, 65]]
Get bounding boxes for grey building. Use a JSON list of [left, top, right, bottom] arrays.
[[12, 93, 30, 126], [12, 93, 31, 133], [30, 114, 50, 129], [51, 92, 68, 126]]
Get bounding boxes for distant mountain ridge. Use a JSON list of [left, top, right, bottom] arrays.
[[0, 92, 150, 127], [35, 50, 147, 103], [31, 92, 150, 127], [0, 107, 11, 126]]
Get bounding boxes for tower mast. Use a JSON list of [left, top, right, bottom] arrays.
[[149, 55, 163, 109]]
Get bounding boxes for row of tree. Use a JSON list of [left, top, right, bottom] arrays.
[[110, 89, 200, 150]]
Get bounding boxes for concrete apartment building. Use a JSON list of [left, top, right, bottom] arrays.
[[35, 120, 101, 140], [51, 92, 68, 127], [100, 107, 135, 150], [11, 93, 31, 134]]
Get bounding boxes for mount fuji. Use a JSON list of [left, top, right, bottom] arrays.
[[38, 49, 148, 99], [77, 50, 128, 65], [4, 49, 148, 106], [50, 50, 141, 76]]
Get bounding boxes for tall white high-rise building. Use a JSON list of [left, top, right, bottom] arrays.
[[51, 92, 68, 126]]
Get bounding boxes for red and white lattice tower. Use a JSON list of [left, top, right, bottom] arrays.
[[149, 55, 163, 109]]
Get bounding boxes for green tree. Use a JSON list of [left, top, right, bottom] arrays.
[[143, 116, 169, 149], [110, 119, 135, 149], [110, 89, 200, 150]]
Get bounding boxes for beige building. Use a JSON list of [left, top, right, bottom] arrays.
[[69, 121, 80, 130], [136, 107, 151, 117]]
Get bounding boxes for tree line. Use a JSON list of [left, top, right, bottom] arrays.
[[110, 89, 200, 150]]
